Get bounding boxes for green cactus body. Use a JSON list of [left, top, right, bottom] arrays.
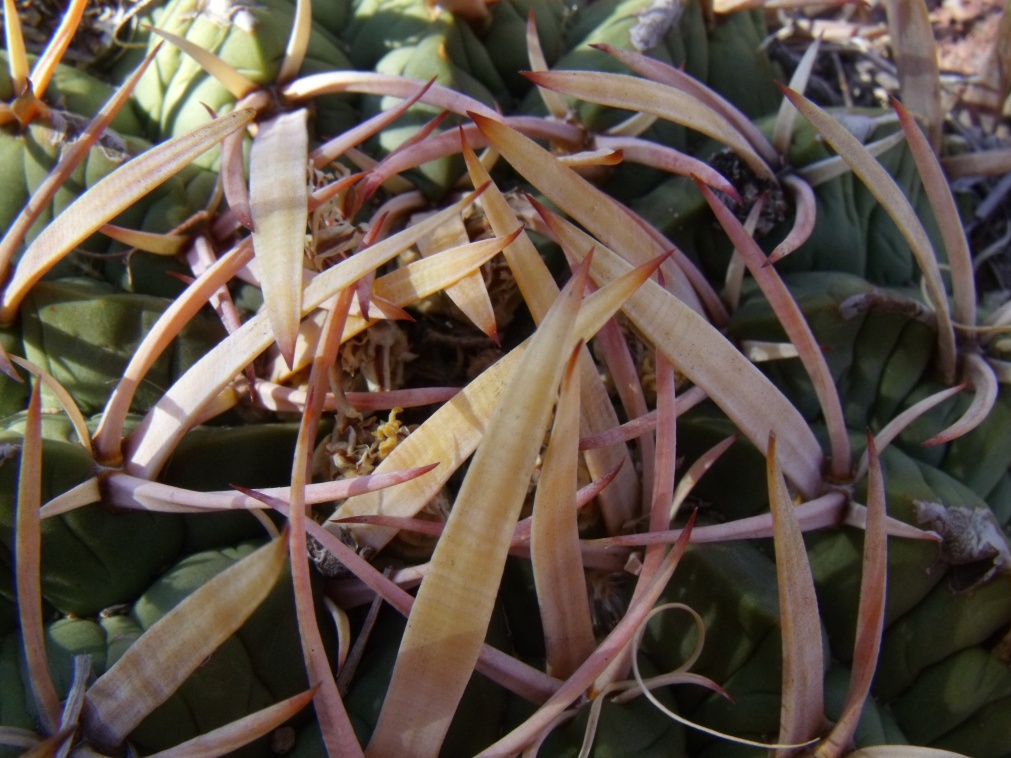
[[19, 279, 226, 415], [339, 603, 512, 754], [639, 114, 940, 287], [822, 666, 909, 749], [1, 52, 219, 296], [0, 544, 313, 757], [0, 428, 186, 616], [780, 113, 939, 286], [928, 694, 1011, 757], [892, 646, 1011, 747], [0, 633, 35, 747], [875, 575, 1011, 702], [538, 662, 687, 757], [0, 124, 166, 268], [727, 274, 929, 427], [635, 540, 800, 753], [352, 1, 506, 193], [160, 422, 309, 553], [483, 1, 573, 96], [0, 51, 146, 137], [906, 390, 1011, 510], [116, 0, 355, 158], [642, 540, 784, 706], [346, 0, 437, 70], [127, 544, 312, 756]]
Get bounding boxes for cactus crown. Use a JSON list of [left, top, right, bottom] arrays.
[[1, 0, 1010, 756]]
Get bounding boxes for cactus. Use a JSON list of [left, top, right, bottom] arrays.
[[1, 0, 1010, 756]]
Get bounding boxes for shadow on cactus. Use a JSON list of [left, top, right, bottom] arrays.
[[1, 0, 1011, 756]]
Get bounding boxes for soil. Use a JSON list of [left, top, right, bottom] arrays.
[[933, 0, 1005, 78]]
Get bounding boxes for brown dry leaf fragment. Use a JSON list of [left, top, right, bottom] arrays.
[[914, 500, 1011, 592], [630, 0, 684, 52]]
